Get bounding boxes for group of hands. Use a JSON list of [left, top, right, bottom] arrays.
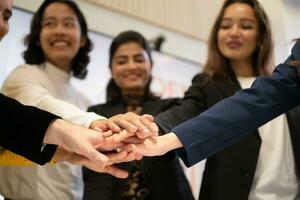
[[44, 112, 175, 179]]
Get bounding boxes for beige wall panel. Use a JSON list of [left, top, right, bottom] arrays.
[[85, 0, 224, 41]]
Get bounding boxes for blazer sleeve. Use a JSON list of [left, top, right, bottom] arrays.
[[0, 94, 58, 165], [155, 74, 208, 133], [172, 43, 300, 167]]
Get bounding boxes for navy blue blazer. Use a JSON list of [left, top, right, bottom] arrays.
[[172, 42, 300, 167], [0, 94, 58, 165]]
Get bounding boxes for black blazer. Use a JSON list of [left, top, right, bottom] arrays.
[[0, 93, 58, 165], [156, 67, 300, 199], [83, 98, 194, 200]]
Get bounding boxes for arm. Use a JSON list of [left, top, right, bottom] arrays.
[[173, 61, 300, 167], [155, 74, 208, 133], [135, 42, 300, 166], [0, 93, 58, 165]]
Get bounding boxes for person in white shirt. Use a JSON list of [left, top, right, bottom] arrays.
[[0, 1, 157, 200]]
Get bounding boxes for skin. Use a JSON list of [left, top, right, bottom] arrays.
[[0, 0, 12, 41], [40, 2, 86, 72], [218, 3, 259, 77], [111, 42, 151, 94]]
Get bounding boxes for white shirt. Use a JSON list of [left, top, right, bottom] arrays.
[[0, 62, 105, 200], [237, 76, 299, 200]]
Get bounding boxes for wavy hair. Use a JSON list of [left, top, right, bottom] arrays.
[[23, 0, 92, 79]]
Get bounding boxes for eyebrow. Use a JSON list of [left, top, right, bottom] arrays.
[[42, 16, 76, 21], [221, 17, 256, 23]]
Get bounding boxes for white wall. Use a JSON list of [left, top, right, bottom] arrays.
[[13, 0, 207, 65]]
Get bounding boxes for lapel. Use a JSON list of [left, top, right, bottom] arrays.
[[103, 102, 127, 117], [292, 41, 300, 60], [212, 73, 241, 98], [286, 106, 300, 177]]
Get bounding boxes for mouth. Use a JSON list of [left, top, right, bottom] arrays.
[[226, 41, 243, 49], [124, 73, 141, 80], [50, 40, 69, 48]]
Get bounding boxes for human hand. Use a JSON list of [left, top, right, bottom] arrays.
[[90, 112, 159, 142], [44, 119, 142, 178], [118, 133, 183, 157]]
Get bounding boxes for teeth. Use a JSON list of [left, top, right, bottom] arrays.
[[52, 41, 68, 47]]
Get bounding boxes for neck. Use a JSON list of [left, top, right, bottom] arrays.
[[49, 60, 71, 73], [230, 58, 255, 77], [121, 89, 145, 105]]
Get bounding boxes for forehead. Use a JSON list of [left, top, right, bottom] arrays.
[[223, 3, 256, 20], [43, 2, 77, 19], [114, 42, 145, 56], [0, 0, 13, 13]]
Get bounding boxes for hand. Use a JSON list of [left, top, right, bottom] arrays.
[[54, 144, 142, 178], [44, 119, 141, 178], [90, 112, 159, 141], [119, 133, 184, 157]]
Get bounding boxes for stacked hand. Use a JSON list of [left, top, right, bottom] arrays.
[[44, 112, 160, 178]]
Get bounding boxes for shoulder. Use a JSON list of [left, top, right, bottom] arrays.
[[143, 97, 181, 112], [5, 64, 45, 82], [88, 103, 111, 112]]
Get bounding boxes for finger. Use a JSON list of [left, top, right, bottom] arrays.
[[111, 130, 135, 143], [81, 145, 109, 165], [111, 117, 137, 133], [106, 151, 128, 164], [141, 115, 159, 136], [106, 120, 121, 132], [103, 130, 114, 138], [141, 114, 154, 122], [123, 136, 144, 144], [135, 153, 143, 160], [115, 150, 140, 163], [116, 144, 136, 153], [105, 165, 129, 179]]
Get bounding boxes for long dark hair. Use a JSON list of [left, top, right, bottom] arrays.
[[204, 0, 273, 80], [290, 38, 300, 68], [23, 0, 92, 79], [106, 30, 157, 103]]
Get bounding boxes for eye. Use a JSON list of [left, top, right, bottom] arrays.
[[240, 22, 254, 29], [64, 20, 75, 28], [220, 21, 232, 29], [135, 57, 146, 63], [3, 12, 12, 22], [42, 20, 55, 28]]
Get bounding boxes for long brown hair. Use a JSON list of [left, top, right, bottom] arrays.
[[204, 0, 273, 79], [289, 38, 300, 68]]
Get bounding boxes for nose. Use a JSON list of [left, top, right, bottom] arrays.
[[229, 24, 240, 37], [53, 23, 66, 36], [127, 59, 138, 70]]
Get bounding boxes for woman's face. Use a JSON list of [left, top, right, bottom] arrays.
[[217, 3, 259, 62], [0, 0, 12, 41], [111, 42, 151, 93], [39, 2, 86, 71]]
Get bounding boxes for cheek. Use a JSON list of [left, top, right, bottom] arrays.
[[0, 24, 9, 39], [217, 32, 226, 51]]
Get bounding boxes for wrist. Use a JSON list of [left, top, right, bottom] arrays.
[[43, 119, 66, 146], [159, 132, 183, 155]]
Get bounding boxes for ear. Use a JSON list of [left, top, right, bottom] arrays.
[[80, 36, 87, 47]]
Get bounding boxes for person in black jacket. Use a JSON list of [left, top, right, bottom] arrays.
[[135, 0, 300, 199], [83, 30, 194, 200], [145, 0, 300, 199]]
